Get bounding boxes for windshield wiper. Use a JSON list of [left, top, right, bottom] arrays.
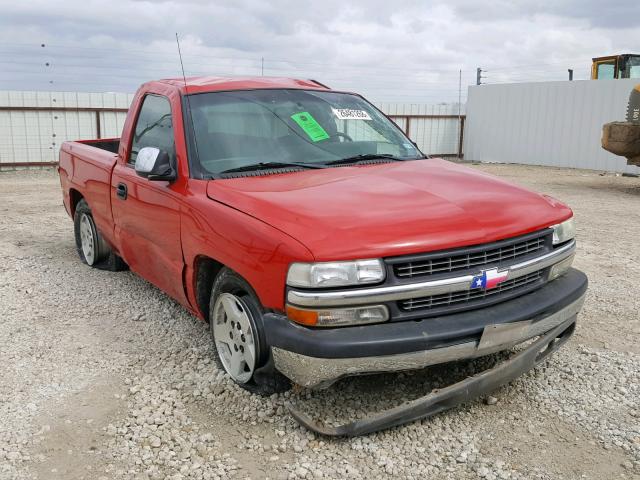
[[219, 161, 326, 174], [320, 154, 405, 166]]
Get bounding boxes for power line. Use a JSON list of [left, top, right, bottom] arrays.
[[0, 72, 471, 96], [0, 74, 468, 100], [0, 41, 600, 82], [0, 57, 474, 83], [0, 42, 472, 75], [0, 41, 477, 104], [482, 57, 594, 72], [0, 63, 474, 90]]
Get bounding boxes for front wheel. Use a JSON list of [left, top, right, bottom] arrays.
[[212, 293, 258, 384], [209, 268, 291, 395]]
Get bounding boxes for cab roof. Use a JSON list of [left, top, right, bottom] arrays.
[[156, 76, 331, 95]]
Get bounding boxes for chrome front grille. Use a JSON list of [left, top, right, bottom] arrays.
[[393, 234, 548, 280], [287, 233, 575, 321], [399, 271, 544, 312]]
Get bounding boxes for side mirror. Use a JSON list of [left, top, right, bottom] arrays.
[[134, 147, 176, 181]]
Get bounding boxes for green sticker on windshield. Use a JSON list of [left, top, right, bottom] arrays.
[[290, 112, 330, 142]]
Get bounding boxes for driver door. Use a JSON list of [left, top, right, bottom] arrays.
[[111, 94, 188, 304]]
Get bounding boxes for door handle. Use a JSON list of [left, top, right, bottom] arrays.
[[116, 182, 128, 200]]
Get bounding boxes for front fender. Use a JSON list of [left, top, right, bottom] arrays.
[[181, 187, 315, 316]]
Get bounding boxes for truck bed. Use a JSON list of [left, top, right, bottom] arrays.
[[81, 138, 120, 154], [58, 138, 121, 247]]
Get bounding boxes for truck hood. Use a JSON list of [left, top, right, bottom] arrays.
[[206, 159, 572, 260]]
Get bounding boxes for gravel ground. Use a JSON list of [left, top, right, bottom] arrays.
[[0, 164, 639, 480]]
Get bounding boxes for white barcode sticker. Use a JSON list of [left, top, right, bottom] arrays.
[[332, 108, 372, 120]]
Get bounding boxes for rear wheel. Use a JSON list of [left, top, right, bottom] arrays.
[[73, 199, 128, 270], [209, 268, 291, 395], [74, 200, 109, 266]]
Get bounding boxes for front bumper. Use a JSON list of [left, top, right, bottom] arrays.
[[266, 269, 587, 388], [288, 317, 577, 436]]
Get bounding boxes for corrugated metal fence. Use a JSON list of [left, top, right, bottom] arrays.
[[463, 79, 640, 174], [0, 90, 465, 168], [380, 103, 465, 158], [6, 82, 639, 173], [0, 91, 133, 167]]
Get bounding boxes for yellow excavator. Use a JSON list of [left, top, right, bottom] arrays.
[[592, 54, 640, 80], [601, 83, 640, 167]]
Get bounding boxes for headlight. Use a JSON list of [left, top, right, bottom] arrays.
[[552, 217, 575, 245], [287, 259, 385, 288], [286, 304, 389, 327]]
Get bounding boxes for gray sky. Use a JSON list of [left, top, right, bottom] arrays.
[[0, 0, 638, 102]]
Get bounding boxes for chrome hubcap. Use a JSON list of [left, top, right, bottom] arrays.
[[80, 213, 96, 264], [212, 293, 256, 383]]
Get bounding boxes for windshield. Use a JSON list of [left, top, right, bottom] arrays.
[[625, 56, 640, 79], [186, 89, 423, 176]]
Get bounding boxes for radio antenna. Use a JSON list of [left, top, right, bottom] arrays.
[[175, 33, 200, 174], [175, 32, 188, 88]]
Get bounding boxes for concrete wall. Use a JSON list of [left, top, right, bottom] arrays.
[[463, 79, 640, 174]]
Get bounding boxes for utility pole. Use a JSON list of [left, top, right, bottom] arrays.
[[458, 69, 462, 114], [261, 57, 264, 76], [476, 67, 483, 85], [42, 43, 57, 162], [568, 69, 574, 81]]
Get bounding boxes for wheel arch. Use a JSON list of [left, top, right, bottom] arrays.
[[193, 256, 270, 322], [193, 255, 225, 321], [69, 188, 85, 217]]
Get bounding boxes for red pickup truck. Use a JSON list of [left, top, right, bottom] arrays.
[[59, 76, 587, 435]]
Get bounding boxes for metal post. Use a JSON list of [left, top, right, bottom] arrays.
[[476, 67, 482, 85], [458, 69, 462, 158], [568, 69, 574, 81], [458, 117, 465, 160], [95, 111, 101, 139]]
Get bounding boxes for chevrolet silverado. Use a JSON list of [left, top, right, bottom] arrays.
[[58, 76, 587, 435]]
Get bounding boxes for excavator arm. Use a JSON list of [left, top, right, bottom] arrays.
[[601, 84, 640, 167]]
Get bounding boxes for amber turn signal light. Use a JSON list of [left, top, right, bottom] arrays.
[[286, 304, 389, 327], [286, 305, 319, 326]]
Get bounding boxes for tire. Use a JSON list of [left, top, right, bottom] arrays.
[[98, 251, 129, 272], [73, 199, 127, 271], [209, 268, 291, 395]]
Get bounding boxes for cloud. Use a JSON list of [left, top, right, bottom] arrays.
[[0, 0, 638, 102], [446, 0, 640, 29]]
